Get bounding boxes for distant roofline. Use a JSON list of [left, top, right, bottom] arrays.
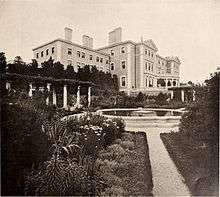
[[95, 40, 136, 51], [156, 54, 167, 61], [32, 38, 109, 57]]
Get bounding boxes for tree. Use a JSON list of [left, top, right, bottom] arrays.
[[155, 92, 168, 105]]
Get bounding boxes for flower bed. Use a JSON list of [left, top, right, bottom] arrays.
[[95, 131, 153, 196], [160, 132, 218, 196]]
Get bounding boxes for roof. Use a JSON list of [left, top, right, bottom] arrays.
[[95, 40, 136, 51], [165, 56, 181, 64], [32, 38, 109, 57]]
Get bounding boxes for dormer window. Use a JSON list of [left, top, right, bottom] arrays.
[[46, 49, 49, 56], [90, 55, 93, 60], [96, 57, 99, 62], [52, 47, 55, 54], [100, 58, 103, 63], [82, 52, 85, 58], [36, 53, 39, 59], [41, 51, 44, 57]]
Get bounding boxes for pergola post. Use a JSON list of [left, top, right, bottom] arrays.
[[170, 90, 174, 100], [29, 83, 33, 97], [88, 86, 91, 107], [181, 89, 185, 102], [46, 83, 51, 105], [52, 87, 57, 106], [192, 89, 196, 101], [75, 85, 81, 108], [63, 84, 68, 109], [6, 81, 11, 91]]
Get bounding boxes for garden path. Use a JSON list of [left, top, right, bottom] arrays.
[[145, 127, 191, 196]]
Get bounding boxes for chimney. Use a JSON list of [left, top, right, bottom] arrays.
[[82, 35, 93, 49], [64, 27, 73, 41], [108, 27, 122, 45]]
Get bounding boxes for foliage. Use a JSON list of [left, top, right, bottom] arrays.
[[1, 92, 55, 195], [25, 115, 125, 196], [155, 92, 169, 105], [179, 71, 219, 145]]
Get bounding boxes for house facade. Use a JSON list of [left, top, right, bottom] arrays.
[[33, 27, 181, 95]]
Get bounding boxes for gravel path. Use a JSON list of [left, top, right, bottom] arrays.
[[146, 127, 191, 196]]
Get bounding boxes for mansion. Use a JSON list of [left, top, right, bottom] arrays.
[[33, 27, 180, 95]]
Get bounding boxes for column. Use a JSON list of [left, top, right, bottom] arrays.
[[181, 89, 185, 102], [29, 83, 33, 97], [52, 87, 57, 106], [192, 89, 196, 101], [46, 83, 51, 105], [63, 84, 68, 109], [165, 79, 167, 88], [76, 86, 81, 108], [170, 90, 174, 99], [88, 86, 91, 107], [6, 82, 11, 91], [171, 79, 173, 87]]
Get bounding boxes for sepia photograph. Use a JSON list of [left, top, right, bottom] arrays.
[[0, 0, 219, 196]]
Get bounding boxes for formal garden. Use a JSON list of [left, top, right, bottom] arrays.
[[1, 52, 219, 196]]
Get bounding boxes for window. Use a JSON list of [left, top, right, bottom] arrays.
[[36, 53, 39, 59], [106, 60, 109, 64], [110, 62, 114, 70], [96, 57, 99, 62], [151, 53, 153, 58], [121, 77, 126, 87], [121, 47, 125, 53], [158, 60, 160, 64], [41, 51, 44, 57], [46, 49, 49, 56], [77, 51, 80, 57], [67, 60, 72, 65], [52, 47, 55, 54], [145, 62, 148, 70], [148, 51, 150, 56], [145, 49, 148, 55], [146, 78, 148, 87], [100, 58, 103, 63], [148, 64, 151, 71], [89, 55, 93, 60], [68, 48, 72, 55], [122, 61, 126, 69], [82, 52, 85, 58], [110, 50, 114, 56]]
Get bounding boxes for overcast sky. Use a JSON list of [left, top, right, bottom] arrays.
[[0, 0, 220, 82]]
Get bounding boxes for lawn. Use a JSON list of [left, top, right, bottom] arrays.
[[160, 132, 219, 196]]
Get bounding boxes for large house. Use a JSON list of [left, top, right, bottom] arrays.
[[33, 27, 181, 95]]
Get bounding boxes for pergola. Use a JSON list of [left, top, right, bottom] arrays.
[[168, 85, 195, 102], [4, 73, 96, 110]]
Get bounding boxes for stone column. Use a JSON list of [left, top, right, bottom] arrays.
[[29, 83, 33, 97], [46, 83, 51, 105], [63, 84, 68, 109], [192, 89, 196, 101], [6, 82, 11, 91], [170, 90, 174, 100], [88, 86, 91, 107], [181, 89, 185, 102], [52, 87, 57, 106], [76, 86, 81, 108]]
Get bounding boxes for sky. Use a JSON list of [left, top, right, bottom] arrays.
[[0, 0, 220, 83]]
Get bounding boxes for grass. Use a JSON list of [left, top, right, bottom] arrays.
[[160, 132, 219, 196]]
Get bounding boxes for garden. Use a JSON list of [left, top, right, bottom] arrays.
[[1, 53, 153, 196], [160, 71, 219, 196]]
